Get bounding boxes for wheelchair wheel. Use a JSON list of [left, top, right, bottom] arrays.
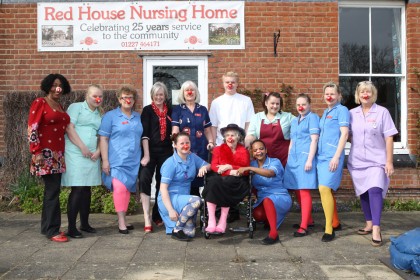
[[249, 229, 254, 239]]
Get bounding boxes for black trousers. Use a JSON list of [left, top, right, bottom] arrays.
[[138, 150, 172, 223], [41, 173, 62, 238], [67, 186, 92, 232]]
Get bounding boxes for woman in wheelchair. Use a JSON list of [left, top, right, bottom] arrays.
[[202, 124, 250, 234], [238, 140, 292, 245], [158, 132, 210, 241]]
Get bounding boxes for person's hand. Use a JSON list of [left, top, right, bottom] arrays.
[[141, 156, 150, 167], [90, 150, 101, 161], [81, 146, 93, 158], [207, 142, 214, 151], [34, 153, 44, 166], [197, 166, 208, 177], [237, 167, 247, 176], [217, 164, 232, 174], [304, 160, 312, 172], [169, 209, 178, 221], [329, 157, 339, 172], [102, 160, 110, 175], [385, 162, 394, 177], [229, 170, 240, 176]]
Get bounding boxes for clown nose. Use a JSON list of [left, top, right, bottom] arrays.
[[56, 87, 62, 93], [126, 100, 131, 104], [326, 96, 333, 101], [186, 91, 193, 96], [227, 138, 234, 143], [298, 106, 304, 112], [227, 84, 233, 90], [95, 97, 102, 103], [362, 95, 369, 100], [182, 145, 190, 150]]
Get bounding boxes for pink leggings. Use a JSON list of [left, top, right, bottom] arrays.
[[112, 178, 130, 212]]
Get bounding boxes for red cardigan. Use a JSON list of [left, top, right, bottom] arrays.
[[211, 143, 250, 176]]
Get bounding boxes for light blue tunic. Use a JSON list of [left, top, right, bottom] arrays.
[[98, 107, 142, 192], [158, 152, 207, 234], [284, 112, 320, 190], [62, 101, 102, 187], [251, 157, 292, 229], [316, 104, 349, 191]]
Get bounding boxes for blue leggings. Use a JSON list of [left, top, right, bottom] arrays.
[[175, 196, 201, 237], [360, 187, 383, 226]]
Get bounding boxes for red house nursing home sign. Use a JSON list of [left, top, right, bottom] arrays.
[[37, 1, 245, 51]]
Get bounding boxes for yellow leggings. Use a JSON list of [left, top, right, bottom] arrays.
[[319, 185, 340, 234]]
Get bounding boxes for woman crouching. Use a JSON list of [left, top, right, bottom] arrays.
[[158, 132, 210, 241]]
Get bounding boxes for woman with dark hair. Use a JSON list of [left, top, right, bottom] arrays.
[[139, 82, 173, 232], [245, 92, 294, 167], [62, 85, 104, 238], [99, 85, 143, 234], [28, 73, 71, 242], [238, 140, 291, 245], [158, 132, 210, 241], [202, 124, 250, 234]]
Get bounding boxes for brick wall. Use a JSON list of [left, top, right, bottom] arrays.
[[0, 2, 418, 198]]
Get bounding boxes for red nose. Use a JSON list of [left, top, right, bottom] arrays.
[[298, 106, 304, 112], [186, 91, 193, 96], [326, 96, 333, 101], [227, 84, 233, 90], [56, 87, 62, 93], [227, 138, 234, 143], [126, 100, 131, 104], [362, 95, 369, 100], [95, 97, 102, 103], [182, 145, 190, 150]]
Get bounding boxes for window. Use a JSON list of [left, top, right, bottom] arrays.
[[339, 1, 406, 152]]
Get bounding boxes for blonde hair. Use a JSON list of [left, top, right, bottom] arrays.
[[222, 71, 239, 83], [177, 80, 200, 104], [323, 81, 340, 94], [355, 81, 378, 104], [86, 84, 104, 115]]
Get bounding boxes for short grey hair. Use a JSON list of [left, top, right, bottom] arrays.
[[177, 80, 200, 104]]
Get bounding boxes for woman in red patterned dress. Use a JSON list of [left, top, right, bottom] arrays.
[[28, 74, 71, 242]]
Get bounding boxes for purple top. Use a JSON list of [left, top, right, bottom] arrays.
[[348, 103, 398, 169]]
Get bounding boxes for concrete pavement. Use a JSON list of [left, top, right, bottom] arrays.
[[0, 210, 418, 279]]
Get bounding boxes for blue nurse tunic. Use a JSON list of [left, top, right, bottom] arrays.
[[251, 157, 292, 229], [284, 111, 320, 190], [158, 152, 207, 234], [98, 107, 143, 193], [316, 103, 349, 191]]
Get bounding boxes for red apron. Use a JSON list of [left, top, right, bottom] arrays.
[[260, 119, 290, 167]]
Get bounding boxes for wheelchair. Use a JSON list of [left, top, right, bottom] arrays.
[[200, 171, 256, 239]]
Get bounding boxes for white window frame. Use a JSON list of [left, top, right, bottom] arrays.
[[143, 56, 208, 108], [339, 1, 408, 154]]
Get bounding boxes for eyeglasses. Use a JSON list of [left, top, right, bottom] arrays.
[[120, 96, 134, 100]]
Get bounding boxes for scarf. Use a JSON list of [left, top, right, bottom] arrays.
[[151, 102, 168, 141]]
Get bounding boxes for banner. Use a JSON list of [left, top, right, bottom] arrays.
[[37, 1, 245, 52]]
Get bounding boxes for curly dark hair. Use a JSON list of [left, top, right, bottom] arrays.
[[40, 73, 71, 95]]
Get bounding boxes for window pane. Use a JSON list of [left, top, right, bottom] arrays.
[[339, 8, 369, 74], [372, 8, 402, 74], [153, 66, 198, 105], [339, 76, 368, 110], [371, 77, 401, 142]]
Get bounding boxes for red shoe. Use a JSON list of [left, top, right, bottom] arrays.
[[50, 234, 68, 242], [144, 226, 153, 233]]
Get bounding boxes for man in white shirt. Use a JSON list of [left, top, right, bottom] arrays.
[[209, 71, 255, 146], [208, 71, 255, 223]]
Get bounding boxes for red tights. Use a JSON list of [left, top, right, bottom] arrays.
[[253, 198, 277, 239], [295, 190, 313, 233]]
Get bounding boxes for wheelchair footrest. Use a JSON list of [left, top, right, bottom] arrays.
[[229, 227, 250, 233]]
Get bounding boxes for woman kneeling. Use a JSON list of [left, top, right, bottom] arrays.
[[158, 132, 210, 241]]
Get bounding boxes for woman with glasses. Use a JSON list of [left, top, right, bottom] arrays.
[[348, 81, 397, 247], [99, 85, 143, 234], [139, 82, 173, 232]]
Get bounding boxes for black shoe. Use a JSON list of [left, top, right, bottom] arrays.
[[80, 226, 97, 233], [227, 212, 240, 223], [293, 223, 315, 229], [171, 230, 190, 241], [321, 231, 335, 242], [293, 227, 308, 237], [66, 230, 83, 238], [261, 235, 279, 245], [126, 225, 134, 230], [118, 228, 129, 234]]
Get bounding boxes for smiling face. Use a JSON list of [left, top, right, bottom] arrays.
[[118, 92, 135, 110], [251, 141, 267, 161], [174, 135, 191, 155], [296, 97, 310, 116], [324, 87, 340, 108], [183, 85, 196, 103], [223, 130, 239, 148], [152, 88, 166, 106], [48, 78, 63, 100], [86, 86, 103, 110], [265, 96, 281, 115]]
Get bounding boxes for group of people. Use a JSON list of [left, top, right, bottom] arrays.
[[28, 72, 397, 247]]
